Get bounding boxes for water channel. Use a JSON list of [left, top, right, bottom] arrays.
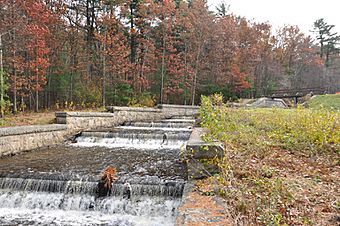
[[0, 118, 194, 225]]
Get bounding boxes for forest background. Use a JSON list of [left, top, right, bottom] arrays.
[[0, 0, 339, 115]]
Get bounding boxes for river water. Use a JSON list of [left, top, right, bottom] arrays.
[[0, 119, 193, 225]]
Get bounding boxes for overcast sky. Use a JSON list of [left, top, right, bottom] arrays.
[[208, 0, 340, 36]]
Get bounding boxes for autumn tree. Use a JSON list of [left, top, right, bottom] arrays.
[[275, 26, 322, 90], [96, 12, 130, 106], [0, 0, 337, 114], [186, 0, 213, 104], [203, 14, 237, 98]]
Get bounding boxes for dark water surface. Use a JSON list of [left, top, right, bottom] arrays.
[[0, 144, 187, 182], [0, 119, 193, 225]]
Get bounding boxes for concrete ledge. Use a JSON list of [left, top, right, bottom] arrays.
[[56, 112, 115, 117], [55, 112, 116, 124], [183, 127, 224, 180], [159, 104, 200, 118], [158, 104, 200, 110], [186, 128, 224, 159], [56, 109, 163, 129], [107, 106, 161, 113], [175, 182, 195, 225], [1, 105, 201, 157], [0, 124, 68, 137]]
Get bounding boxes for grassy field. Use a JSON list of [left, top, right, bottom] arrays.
[[308, 94, 340, 110], [198, 94, 340, 225], [0, 107, 108, 127], [0, 112, 56, 127]]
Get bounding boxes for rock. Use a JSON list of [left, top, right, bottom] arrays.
[[248, 97, 288, 108]]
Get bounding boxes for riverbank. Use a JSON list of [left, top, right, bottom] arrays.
[[198, 95, 340, 225]]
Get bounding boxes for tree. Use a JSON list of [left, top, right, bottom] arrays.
[[0, 0, 336, 113], [186, 0, 213, 105], [215, 2, 229, 17], [22, 0, 52, 112], [313, 18, 340, 66], [96, 13, 130, 106], [0, 33, 5, 117], [276, 25, 322, 90]]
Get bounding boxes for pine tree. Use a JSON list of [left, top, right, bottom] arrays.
[[313, 18, 340, 66]]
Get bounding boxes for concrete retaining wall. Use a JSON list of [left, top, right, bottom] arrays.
[[57, 107, 163, 130], [183, 128, 224, 180], [0, 125, 69, 156], [158, 104, 199, 118]]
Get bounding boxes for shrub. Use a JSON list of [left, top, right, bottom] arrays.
[[201, 95, 340, 156], [128, 92, 156, 107]]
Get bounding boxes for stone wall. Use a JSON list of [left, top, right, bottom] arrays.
[[183, 127, 224, 180], [56, 107, 163, 130], [157, 104, 199, 118], [1, 105, 199, 157], [0, 125, 69, 156]]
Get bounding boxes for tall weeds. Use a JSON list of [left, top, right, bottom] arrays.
[[199, 94, 340, 225]]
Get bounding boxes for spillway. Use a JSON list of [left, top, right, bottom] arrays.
[[0, 117, 194, 225]]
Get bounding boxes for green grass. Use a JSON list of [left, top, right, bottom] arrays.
[[198, 94, 340, 225], [308, 94, 340, 110], [201, 95, 340, 156]]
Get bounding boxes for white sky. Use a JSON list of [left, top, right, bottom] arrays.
[[208, 0, 340, 36]]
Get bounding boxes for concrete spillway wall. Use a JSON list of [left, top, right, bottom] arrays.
[[0, 124, 69, 156], [0, 105, 199, 157], [56, 107, 163, 130]]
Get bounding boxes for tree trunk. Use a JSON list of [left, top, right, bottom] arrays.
[[0, 34, 4, 118], [29, 93, 32, 110], [102, 42, 106, 107], [192, 45, 202, 106], [130, 2, 136, 64], [11, 31, 17, 114], [160, 36, 166, 104], [12, 59, 17, 114], [47, 72, 51, 109], [21, 96, 24, 112], [35, 70, 39, 112], [184, 42, 188, 105]]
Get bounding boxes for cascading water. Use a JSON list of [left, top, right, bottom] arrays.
[[0, 117, 194, 226], [73, 123, 192, 150]]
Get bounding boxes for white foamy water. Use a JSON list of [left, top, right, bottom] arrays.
[[115, 126, 192, 132], [0, 119, 192, 225], [161, 119, 195, 123], [0, 208, 174, 226], [0, 191, 180, 226], [71, 136, 187, 150]]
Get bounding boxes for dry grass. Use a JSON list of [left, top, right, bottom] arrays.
[[0, 112, 56, 127], [0, 107, 108, 128], [204, 148, 340, 225], [198, 94, 340, 225]]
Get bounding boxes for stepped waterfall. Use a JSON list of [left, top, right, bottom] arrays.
[[0, 118, 194, 226]]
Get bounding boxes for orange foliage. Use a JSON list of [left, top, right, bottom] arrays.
[[101, 166, 118, 190]]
